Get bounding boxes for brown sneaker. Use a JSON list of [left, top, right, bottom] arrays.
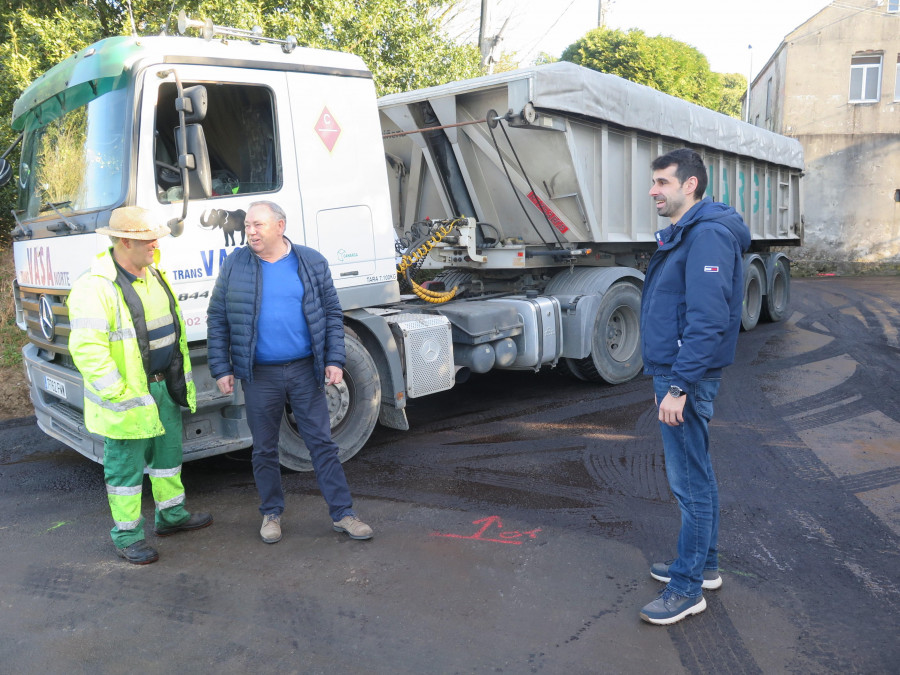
[[332, 514, 373, 540], [260, 513, 282, 544]]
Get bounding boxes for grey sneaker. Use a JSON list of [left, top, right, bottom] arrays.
[[651, 560, 722, 590], [332, 514, 373, 540], [260, 513, 282, 544], [640, 588, 706, 625]]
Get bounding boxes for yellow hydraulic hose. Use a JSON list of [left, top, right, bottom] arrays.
[[396, 219, 463, 304]]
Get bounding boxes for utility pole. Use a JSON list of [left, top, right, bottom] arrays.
[[479, 0, 509, 74], [598, 0, 614, 27], [745, 45, 753, 123]]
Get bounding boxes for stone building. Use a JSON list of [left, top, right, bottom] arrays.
[[748, 0, 900, 267]]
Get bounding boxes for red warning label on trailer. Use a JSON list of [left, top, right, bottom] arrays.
[[315, 107, 341, 152], [527, 191, 569, 234]]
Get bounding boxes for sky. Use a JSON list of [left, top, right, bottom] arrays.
[[460, 0, 833, 79]]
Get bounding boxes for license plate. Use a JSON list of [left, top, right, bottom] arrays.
[[44, 375, 67, 398]]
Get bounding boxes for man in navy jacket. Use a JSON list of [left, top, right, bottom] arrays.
[[207, 200, 372, 544], [638, 149, 750, 625]]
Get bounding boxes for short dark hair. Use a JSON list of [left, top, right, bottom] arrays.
[[651, 148, 708, 199]]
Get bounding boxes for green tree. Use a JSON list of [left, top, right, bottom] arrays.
[[718, 72, 748, 119], [561, 27, 729, 115]]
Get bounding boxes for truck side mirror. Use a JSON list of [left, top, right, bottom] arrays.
[[178, 85, 208, 124], [0, 158, 11, 187], [175, 123, 212, 199]]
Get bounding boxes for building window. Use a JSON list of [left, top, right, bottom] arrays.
[[849, 53, 882, 102], [889, 0, 899, 13], [765, 77, 774, 123], [895, 55, 900, 101]]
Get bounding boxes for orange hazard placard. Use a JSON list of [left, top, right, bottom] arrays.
[[315, 107, 341, 152]]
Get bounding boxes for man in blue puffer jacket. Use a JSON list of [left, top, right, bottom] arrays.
[[207, 200, 372, 544], [638, 149, 750, 626]]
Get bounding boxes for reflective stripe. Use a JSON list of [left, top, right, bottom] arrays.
[[106, 484, 142, 496], [71, 317, 109, 331], [114, 518, 142, 531], [146, 314, 174, 331], [156, 493, 186, 510], [185, 371, 193, 383], [149, 333, 176, 350], [85, 390, 155, 412], [101, 277, 126, 340], [109, 327, 137, 342], [91, 369, 123, 392], [148, 465, 182, 478]]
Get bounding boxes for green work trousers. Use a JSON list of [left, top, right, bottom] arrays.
[[103, 380, 190, 548]]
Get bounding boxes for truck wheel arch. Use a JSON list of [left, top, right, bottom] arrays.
[[545, 267, 645, 385]]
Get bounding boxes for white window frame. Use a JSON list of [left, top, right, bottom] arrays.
[[849, 53, 882, 103], [895, 56, 900, 101]]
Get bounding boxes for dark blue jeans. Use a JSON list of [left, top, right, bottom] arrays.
[[653, 375, 722, 598], [241, 358, 353, 522]]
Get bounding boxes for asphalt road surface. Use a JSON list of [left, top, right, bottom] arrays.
[[1, 276, 898, 674]]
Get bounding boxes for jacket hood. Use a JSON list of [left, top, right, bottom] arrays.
[[680, 198, 751, 252]]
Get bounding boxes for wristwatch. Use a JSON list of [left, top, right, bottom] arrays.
[[668, 385, 685, 399]]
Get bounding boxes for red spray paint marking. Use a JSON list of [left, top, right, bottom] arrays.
[[432, 516, 542, 545]]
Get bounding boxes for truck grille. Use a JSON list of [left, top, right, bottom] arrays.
[[15, 282, 73, 359]]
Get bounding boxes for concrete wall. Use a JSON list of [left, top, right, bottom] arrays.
[[749, 0, 900, 266]]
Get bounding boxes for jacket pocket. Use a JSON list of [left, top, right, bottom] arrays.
[[645, 289, 685, 362], [691, 378, 721, 421]]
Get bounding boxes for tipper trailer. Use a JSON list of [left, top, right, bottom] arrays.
[[2, 16, 803, 468]]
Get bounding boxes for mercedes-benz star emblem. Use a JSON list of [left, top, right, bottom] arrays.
[[39, 294, 56, 341]]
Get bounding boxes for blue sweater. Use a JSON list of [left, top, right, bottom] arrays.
[[207, 240, 345, 385], [640, 198, 751, 389], [254, 249, 313, 364]]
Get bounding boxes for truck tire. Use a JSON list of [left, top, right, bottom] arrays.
[[278, 327, 381, 471], [762, 257, 790, 322], [570, 282, 643, 384], [556, 357, 589, 381], [741, 262, 764, 331]]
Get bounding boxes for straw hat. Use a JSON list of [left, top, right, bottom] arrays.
[[95, 207, 172, 240]]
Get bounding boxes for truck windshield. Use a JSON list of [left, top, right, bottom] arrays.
[[17, 88, 128, 220]]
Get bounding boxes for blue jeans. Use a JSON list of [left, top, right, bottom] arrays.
[[241, 358, 354, 522], [653, 375, 722, 598]]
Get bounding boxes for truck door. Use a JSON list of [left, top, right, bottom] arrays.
[[134, 65, 298, 339]]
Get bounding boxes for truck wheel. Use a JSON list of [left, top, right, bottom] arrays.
[[762, 257, 790, 322], [741, 262, 764, 331], [571, 282, 643, 384], [557, 358, 589, 381], [278, 327, 381, 471]]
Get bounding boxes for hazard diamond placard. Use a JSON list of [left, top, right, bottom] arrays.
[[315, 107, 341, 152]]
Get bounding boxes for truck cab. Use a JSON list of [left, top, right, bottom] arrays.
[[6, 30, 402, 466]]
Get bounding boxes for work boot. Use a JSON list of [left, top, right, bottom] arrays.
[[115, 540, 159, 565], [650, 560, 722, 590], [332, 514, 373, 540], [640, 588, 706, 625], [154, 512, 214, 537], [260, 513, 282, 544]]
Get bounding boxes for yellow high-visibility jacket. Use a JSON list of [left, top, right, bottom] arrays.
[[67, 248, 196, 439]]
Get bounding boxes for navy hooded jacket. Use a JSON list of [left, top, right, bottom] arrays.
[[640, 197, 751, 389], [206, 240, 346, 386]]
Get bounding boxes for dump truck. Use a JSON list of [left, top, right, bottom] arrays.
[[2, 16, 803, 469]]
